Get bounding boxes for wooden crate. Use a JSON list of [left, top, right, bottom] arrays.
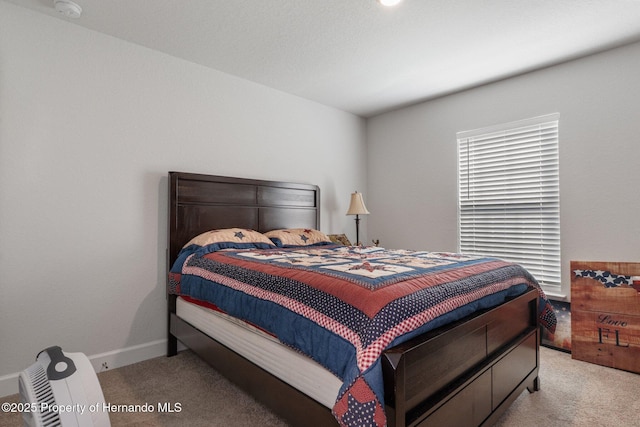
[[571, 261, 640, 373]]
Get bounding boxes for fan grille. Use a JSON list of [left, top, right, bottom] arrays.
[[19, 363, 61, 427]]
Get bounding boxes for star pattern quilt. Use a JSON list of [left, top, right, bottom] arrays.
[[169, 244, 556, 427]]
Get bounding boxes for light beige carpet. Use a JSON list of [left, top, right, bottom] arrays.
[[495, 347, 640, 427], [1, 347, 638, 426]]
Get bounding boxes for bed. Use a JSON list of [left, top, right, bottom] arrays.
[[166, 171, 556, 427]]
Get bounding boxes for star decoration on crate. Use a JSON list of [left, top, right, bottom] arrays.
[[574, 269, 640, 292]]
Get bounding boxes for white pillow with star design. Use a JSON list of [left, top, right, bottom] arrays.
[[265, 228, 333, 247], [184, 228, 275, 250]]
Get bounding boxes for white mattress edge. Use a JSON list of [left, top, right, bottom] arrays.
[[176, 296, 342, 408]]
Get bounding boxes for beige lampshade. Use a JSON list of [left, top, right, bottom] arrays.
[[346, 192, 370, 215]]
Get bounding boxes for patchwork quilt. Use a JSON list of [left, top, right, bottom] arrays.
[[169, 244, 556, 427]]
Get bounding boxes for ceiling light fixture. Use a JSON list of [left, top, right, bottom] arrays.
[[53, 0, 82, 18], [378, 0, 403, 6]]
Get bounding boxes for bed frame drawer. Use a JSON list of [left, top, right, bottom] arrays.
[[492, 330, 537, 408], [416, 370, 492, 427], [410, 329, 537, 427]]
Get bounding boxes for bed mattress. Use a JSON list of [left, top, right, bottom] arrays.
[[176, 296, 342, 408]]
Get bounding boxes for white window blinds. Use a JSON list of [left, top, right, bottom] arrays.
[[457, 114, 560, 293]]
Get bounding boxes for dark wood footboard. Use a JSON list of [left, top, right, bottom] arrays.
[[382, 288, 539, 427]]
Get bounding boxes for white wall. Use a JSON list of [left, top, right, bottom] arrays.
[[367, 40, 640, 299], [0, 2, 366, 395]]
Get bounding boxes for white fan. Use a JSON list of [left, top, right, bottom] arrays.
[[19, 346, 110, 427]]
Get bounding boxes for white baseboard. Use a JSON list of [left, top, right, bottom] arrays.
[[0, 373, 20, 399], [0, 339, 172, 398], [87, 339, 167, 373]]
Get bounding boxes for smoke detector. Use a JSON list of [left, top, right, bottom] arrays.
[[54, 0, 82, 18]]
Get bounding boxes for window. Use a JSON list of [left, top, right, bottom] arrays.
[[457, 114, 560, 294]]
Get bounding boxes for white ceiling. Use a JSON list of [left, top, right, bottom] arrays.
[[7, 0, 640, 117]]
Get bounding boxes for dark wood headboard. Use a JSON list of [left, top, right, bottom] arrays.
[[167, 172, 320, 267]]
